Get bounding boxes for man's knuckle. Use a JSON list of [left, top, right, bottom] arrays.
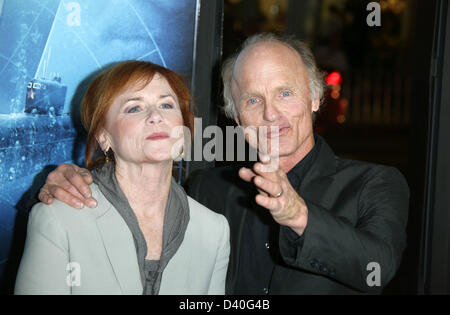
[[38, 190, 45, 201], [47, 171, 58, 182], [79, 169, 89, 176], [56, 163, 69, 171], [66, 170, 79, 181], [51, 186, 64, 197]]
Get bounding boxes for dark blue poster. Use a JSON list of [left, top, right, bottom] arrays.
[[0, 0, 198, 283]]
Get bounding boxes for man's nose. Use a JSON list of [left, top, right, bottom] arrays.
[[146, 107, 163, 124], [263, 101, 280, 122]]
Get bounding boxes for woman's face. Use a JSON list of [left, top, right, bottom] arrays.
[[98, 74, 185, 165]]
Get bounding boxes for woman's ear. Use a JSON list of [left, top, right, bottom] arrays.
[[96, 128, 111, 153]]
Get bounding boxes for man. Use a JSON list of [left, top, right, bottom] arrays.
[[38, 33, 409, 294]]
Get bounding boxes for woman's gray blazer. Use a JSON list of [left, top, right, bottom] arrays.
[[15, 183, 230, 295]]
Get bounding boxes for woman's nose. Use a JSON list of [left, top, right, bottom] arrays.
[[146, 107, 163, 124]]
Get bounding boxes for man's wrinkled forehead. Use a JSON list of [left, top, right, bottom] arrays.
[[232, 41, 305, 82]]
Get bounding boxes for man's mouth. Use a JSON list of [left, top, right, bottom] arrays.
[[262, 126, 290, 139]]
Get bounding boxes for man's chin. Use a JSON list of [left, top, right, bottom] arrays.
[[258, 145, 295, 159]]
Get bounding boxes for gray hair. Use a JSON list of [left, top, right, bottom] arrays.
[[221, 33, 324, 119]]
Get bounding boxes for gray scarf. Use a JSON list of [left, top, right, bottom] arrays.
[[91, 162, 190, 295]]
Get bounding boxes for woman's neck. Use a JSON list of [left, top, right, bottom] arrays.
[[114, 160, 173, 218]]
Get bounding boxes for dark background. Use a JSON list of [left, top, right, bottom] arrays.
[[192, 0, 450, 294]]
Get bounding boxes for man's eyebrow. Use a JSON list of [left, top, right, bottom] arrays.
[[238, 86, 297, 102], [239, 92, 260, 102], [277, 85, 296, 91]]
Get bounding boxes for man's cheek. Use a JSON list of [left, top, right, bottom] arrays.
[[244, 127, 259, 149]]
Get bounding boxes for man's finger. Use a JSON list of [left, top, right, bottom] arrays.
[[50, 179, 97, 208], [79, 169, 94, 185], [256, 154, 281, 173], [254, 176, 281, 197], [38, 188, 54, 205], [255, 193, 279, 212], [258, 151, 270, 164], [52, 174, 87, 201], [48, 186, 85, 209], [253, 163, 279, 181], [238, 167, 257, 182], [63, 167, 92, 199]]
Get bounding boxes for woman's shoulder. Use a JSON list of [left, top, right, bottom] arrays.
[[187, 196, 229, 227], [30, 183, 107, 227], [185, 196, 230, 252]]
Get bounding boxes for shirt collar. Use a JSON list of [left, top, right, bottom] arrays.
[[287, 133, 321, 191]]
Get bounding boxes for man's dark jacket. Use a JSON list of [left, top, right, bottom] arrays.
[[188, 137, 409, 294]]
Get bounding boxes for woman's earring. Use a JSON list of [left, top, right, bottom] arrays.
[[173, 147, 184, 162], [104, 148, 110, 163]]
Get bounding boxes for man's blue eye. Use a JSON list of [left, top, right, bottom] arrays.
[[161, 103, 173, 109], [282, 91, 292, 97], [127, 106, 140, 113], [249, 98, 258, 105]]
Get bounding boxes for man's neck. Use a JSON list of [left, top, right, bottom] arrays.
[[278, 134, 315, 173]]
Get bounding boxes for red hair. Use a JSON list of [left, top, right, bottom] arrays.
[[81, 60, 195, 169]]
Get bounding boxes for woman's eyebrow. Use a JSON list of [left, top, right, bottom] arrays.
[[124, 96, 143, 103], [123, 94, 174, 103], [159, 94, 175, 99]]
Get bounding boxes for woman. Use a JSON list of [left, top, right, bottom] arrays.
[[15, 61, 230, 295]]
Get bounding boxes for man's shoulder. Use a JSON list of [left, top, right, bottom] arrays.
[[186, 164, 254, 208], [188, 164, 247, 191], [333, 155, 407, 187], [195, 164, 243, 179], [314, 136, 406, 184]]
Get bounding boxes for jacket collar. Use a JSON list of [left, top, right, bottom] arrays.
[[92, 185, 143, 294], [300, 135, 337, 200]]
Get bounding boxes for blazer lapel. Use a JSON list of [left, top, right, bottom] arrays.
[[96, 206, 142, 295], [300, 137, 337, 203], [224, 185, 249, 295]]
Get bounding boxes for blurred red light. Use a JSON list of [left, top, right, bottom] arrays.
[[326, 72, 342, 85]]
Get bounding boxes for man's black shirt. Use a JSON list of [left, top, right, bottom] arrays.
[[233, 135, 322, 294]]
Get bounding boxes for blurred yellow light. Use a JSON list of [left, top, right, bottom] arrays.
[[331, 91, 340, 99], [337, 115, 346, 124]]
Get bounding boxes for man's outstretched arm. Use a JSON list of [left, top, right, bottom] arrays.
[[38, 163, 97, 209]]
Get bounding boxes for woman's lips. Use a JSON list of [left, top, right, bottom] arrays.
[[146, 132, 170, 140]]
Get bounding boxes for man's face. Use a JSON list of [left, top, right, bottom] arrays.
[[231, 41, 319, 161]]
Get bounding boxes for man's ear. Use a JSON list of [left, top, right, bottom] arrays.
[[312, 97, 320, 113], [96, 128, 111, 152]]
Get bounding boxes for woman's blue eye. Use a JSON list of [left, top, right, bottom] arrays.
[[281, 91, 292, 97], [127, 106, 140, 113], [161, 103, 173, 109]]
